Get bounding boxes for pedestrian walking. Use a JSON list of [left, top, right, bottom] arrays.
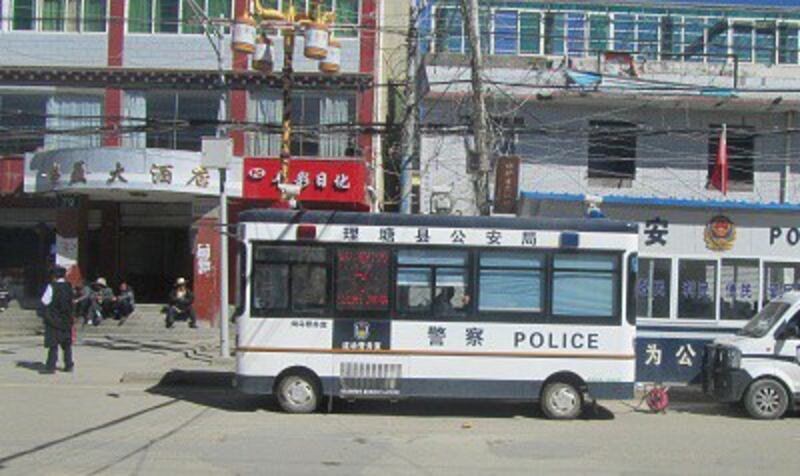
[[41, 266, 75, 374]]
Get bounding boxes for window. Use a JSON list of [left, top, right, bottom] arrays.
[[636, 258, 671, 319], [707, 125, 754, 190], [434, 6, 462, 53], [129, 0, 231, 34], [44, 94, 104, 150], [755, 23, 776, 65], [552, 253, 619, 318], [733, 23, 753, 63], [479, 251, 543, 313], [494, 10, 518, 55], [588, 120, 636, 184], [763, 262, 800, 302], [335, 248, 390, 312], [678, 259, 717, 319], [520, 11, 541, 54], [544, 12, 565, 55], [707, 19, 728, 63], [660, 16, 681, 60], [182, 0, 230, 34], [145, 91, 222, 151], [683, 17, 705, 62], [566, 13, 585, 56], [11, 0, 106, 31], [588, 15, 609, 53], [396, 249, 468, 317], [0, 95, 47, 154], [638, 16, 659, 60], [252, 246, 328, 314], [721, 259, 759, 320], [778, 24, 798, 64], [613, 14, 635, 52]]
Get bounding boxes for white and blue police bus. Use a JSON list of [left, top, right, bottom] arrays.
[[234, 209, 638, 419]]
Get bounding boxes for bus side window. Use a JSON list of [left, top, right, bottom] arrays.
[[251, 246, 328, 315], [552, 253, 620, 320], [397, 250, 468, 317], [478, 251, 543, 315]]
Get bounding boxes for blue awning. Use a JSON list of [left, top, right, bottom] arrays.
[[520, 191, 800, 212]]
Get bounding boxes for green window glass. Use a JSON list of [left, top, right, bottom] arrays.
[[544, 13, 565, 55], [755, 23, 776, 65], [83, 0, 107, 32], [520, 12, 540, 54], [182, 0, 201, 33], [128, 0, 153, 33], [12, 0, 35, 30], [335, 0, 358, 38], [41, 0, 64, 31], [155, 0, 179, 33], [588, 15, 609, 53], [778, 25, 798, 64], [733, 24, 753, 62], [660, 16, 682, 60], [684, 17, 704, 62], [707, 18, 728, 63]]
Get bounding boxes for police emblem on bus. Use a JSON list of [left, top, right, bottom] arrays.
[[704, 215, 736, 251], [354, 321, 370, 341]]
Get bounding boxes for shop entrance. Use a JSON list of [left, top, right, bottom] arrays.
[[119, 228, 192, 303]]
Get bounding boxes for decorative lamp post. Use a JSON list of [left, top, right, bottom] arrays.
[[236, 0, 338, 204]]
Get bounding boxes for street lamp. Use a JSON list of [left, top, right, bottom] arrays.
[[232, 0, 341, 204]]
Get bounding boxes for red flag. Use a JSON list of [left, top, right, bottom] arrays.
[[710, 124, 728, 195]]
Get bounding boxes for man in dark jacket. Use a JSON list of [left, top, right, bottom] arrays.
[[166, 277, 197, 328], [41, 266, 75, 373]]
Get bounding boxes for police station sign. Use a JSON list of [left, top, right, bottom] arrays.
[[243, 157, 370, 210]]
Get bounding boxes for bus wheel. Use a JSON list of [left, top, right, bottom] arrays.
[[541, 382, 583, 420], [744, 378, 788, 420], [276, 373, 320, 414]]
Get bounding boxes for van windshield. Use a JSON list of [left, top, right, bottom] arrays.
[[738, 301, 791, 338]]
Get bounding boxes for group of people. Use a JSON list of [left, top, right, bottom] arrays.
[[39, 269, 198, 374], [74, 277, 136, 326]]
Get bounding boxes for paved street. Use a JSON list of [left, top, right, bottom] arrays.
[[1, 335, 799, 476]]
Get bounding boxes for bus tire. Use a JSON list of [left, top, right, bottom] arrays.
[[743, 378, 789, 420], [541, 382, 583, 420], [276, 372, 320, 414]]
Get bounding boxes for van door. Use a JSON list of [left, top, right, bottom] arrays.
[[774, 310, 800, 396]]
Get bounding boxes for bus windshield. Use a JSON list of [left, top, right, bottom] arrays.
[[737, 301, 791, 338]]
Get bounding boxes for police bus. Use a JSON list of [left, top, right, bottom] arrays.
[[234, 209, 638, 419]]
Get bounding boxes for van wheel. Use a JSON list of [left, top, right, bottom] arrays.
[[276, 373, 320, 414], [744, 378, 788, 420], [541, 382, 583, 420]]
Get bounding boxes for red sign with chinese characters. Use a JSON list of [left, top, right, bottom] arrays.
[[243, 158, 370, 210]]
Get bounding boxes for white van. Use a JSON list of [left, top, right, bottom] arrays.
[[704, 291, 800, 419]]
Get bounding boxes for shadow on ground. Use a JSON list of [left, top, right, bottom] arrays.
[[15, 360, 47, 373], [79, 337, 191, 356], [144, 370, 615, 420]]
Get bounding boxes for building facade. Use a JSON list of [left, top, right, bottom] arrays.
[[0, 0, 382, 320], [411, 0, 800, 382]]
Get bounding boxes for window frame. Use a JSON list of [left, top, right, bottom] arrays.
[[476, 249, 545, 321], [636, 257, 672, 320], [250, 243, 331, 317], [394, 247, 472, 320], [549, 251, 623, 325], [10, 0, 108, 32], [126, 0, 234, 35]]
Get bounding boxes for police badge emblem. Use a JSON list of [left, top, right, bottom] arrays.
[[353, 321, 370, 341], [704, 215, 736, 251]]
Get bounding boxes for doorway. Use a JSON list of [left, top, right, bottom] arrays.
[[119, 228, 191, 303]]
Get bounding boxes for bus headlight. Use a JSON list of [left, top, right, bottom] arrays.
[[724, 347, 742, 369]]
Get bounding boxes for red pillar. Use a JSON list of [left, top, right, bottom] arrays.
[[192, 212, 221, 324], [104, 0, 125, 147]]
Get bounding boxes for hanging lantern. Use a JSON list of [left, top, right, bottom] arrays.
[[304, 22, 329, 60], [319, 36, 341, 74], [232, 12, 257, 54], [253, 36, 275, 73]]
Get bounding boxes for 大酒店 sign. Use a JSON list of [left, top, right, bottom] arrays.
[[243, 158, 370, 210]]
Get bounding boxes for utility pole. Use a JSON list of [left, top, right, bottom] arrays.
[[400, 0, 419, 214], [460, 0, 491, 215]]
